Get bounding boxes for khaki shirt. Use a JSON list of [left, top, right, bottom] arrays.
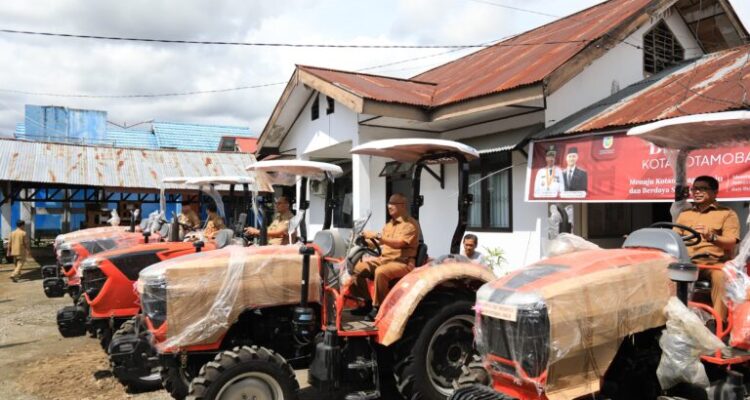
[[675, 202, 740, 264], [203, 214, 226, 239], [178, 209, 201, 229], [380, 215, 419, 263], [8, 228, 29, 258], [268, 211, 294, 245]]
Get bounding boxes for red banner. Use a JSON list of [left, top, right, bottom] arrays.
[[525, 132, 750, 202]]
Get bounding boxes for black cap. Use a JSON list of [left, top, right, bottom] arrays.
[[567, 147, 578, 155]]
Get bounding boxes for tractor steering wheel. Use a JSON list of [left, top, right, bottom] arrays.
[[355, 235, 382, 257], [649, 222, 702, 246]]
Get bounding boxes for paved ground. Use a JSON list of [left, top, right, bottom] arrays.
[[0, 247, 394, 400], [0, 247, 171, 400]]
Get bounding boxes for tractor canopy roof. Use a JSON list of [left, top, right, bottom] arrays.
[[246, 160, 343, 185], [350, 138, 479, 164], [627, 110, 750, 151]]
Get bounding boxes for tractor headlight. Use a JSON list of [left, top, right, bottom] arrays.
[[81, 258, 107, 300]]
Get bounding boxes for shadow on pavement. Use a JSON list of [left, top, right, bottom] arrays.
[[0, 340, 39, 350]]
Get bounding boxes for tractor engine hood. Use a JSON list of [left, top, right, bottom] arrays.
[[137, 244, 321, 350], [475, 248, 674, 400]]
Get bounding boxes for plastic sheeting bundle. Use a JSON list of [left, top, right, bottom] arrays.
[[657, 297, 726, 389], [54, 226, 129, 249], [546, 233, 601, 258], [107, 209, 121, 227], [724, 214, 750, 348]]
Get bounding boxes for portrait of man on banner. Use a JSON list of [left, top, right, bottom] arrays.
[[533, 145, 564, 198], [561, 146, 588, 199]]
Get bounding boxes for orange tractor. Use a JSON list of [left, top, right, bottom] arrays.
[[182, 139, 496, 400], [452, 111, 750, 400], [129, 161, 342, 399]]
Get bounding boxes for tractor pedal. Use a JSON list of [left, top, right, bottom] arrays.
[[347, 359, 377, 370], [345, 390, 380, 400]]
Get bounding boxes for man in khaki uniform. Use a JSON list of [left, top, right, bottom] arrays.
[[351, 193, 419, 321], [244, 196, 295, 245], [675, 176, 740, 321], [177, 202, 201, 238], [8, 220, 30, 282], [203, 203, 226, 240]]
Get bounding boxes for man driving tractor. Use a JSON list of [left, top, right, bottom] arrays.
[[177, 201, 201, 237], [350, 193, 420, 321], [676, 175, 740, 321], [244, 195, 295, 245], [202, 203, 225, 239]]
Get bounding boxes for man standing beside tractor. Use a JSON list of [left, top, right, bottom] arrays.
[[676, 175, 740, 322], [350, 192, 420, 321], [244, 195, 295, 245], [8, 220, 30, 283]]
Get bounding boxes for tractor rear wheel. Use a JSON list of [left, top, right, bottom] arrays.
[[394, 298, 487, 400], [188, 346, 299, 400]]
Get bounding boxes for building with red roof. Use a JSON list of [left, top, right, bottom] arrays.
[[257, 0, 747, 265]]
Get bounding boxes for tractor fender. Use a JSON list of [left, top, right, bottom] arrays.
[[375, 262, 495, 346]]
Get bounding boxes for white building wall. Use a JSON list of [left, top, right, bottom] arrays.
[[464, 150, 546, 269], [278, 95, 359, 238], [545, 11, 703, 127], [283, 94, 359, 160]]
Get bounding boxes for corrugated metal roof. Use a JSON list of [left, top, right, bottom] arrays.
[[566, 44, 750, 133], [106, 128, 158, 149], [414, 0, 653, 106], [532, 62, 690, 139], [295, 0, 653, 108], [153, 121, 256, 151], [299, 65, 436, 107], [0, 138, 257, 190]]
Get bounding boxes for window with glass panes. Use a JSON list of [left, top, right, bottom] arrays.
[[467, 152, 512, 231]]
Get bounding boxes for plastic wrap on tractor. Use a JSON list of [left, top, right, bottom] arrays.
[[474, 249, 674, 400], [137, 244, 320, 350]]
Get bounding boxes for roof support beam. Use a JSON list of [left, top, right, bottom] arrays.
[[298, 69, 364, 113], [430, 84, 545, 122]]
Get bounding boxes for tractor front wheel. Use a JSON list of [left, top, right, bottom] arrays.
[[109, 318, 162, 392], [188, 346, 299, 400], [394, 299, 487, 400]]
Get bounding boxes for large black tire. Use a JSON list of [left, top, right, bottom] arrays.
[[162, 361, 198, 400], [394, 298, 488, 400], [109, 318, 163, 392], [188, 346, 299, 400], [450, 385, 516, 400], [99, 326, 113, 351]]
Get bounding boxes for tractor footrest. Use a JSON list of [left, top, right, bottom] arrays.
[[347, 359, 377, 370], [450, 385, 512, 400], [345, 390, 380, 400]]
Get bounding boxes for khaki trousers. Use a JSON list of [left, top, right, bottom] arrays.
[[351, 258, 413, 306], [12, 257, 25, 278], [700, 268, 727, 321]]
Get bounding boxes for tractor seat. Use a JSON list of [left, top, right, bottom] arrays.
[[214, 229, 235, 249], [415, 243, 428, 267]]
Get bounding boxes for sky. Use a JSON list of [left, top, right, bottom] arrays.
[[0, 0, 747, 136]]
